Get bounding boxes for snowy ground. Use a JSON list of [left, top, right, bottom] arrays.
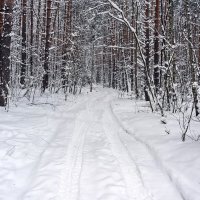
[[0, 87, 199, 200]]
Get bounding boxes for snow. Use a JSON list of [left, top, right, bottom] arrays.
[[112, 98, 200, 200], [0, 92, 87, 200], [0, 87, 200, 200]]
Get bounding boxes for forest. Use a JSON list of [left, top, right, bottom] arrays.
[[0, 1, 200, 200], [0, 0, 199, 141]]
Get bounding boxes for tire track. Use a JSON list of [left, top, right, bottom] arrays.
[[79, 92, 129, 200], [108, 99, 185, 200], [102, 102, 153, 200], [57, 111, 89, 200]]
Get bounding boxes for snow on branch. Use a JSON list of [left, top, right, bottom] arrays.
[[107, 0, 146, 67]]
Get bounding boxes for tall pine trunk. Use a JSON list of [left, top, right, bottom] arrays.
[[154, 0, 160, 92], [20, 0, 27, 85], [30, 0, 33, 76], [144, 0, 150, 101], [42, 0, 52, 92], [0, 0, 14, 106]]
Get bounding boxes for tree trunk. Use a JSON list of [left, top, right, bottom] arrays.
[[134, 1, 139, 98], [154, 0, 160, 92], [30, 0, 33, 76], [20, 0, 27, 85], [0, 0, 14, 106], [144, 0, 150, 101], [42, 0, 52, 92]]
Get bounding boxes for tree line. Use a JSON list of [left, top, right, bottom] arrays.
[[0, 0, 199, 126]]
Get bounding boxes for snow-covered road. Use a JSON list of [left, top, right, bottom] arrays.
[[56, 90, 183, 200], [1, 88, 197, 200]]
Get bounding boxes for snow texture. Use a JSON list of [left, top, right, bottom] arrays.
[[0, 87, 199, 200]]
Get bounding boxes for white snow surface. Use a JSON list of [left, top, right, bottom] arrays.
[[0, 87, 199, 200]]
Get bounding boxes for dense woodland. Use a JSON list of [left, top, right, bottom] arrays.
[[0, 0, 200, 139]]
